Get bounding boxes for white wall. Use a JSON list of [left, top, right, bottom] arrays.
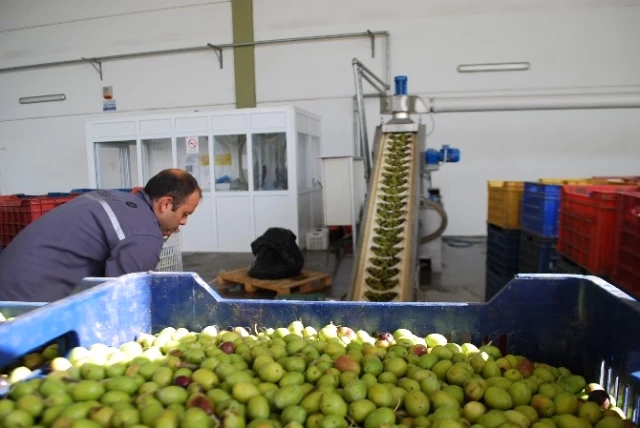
[[0, 0, 235, 194], [253, 0, 640, 235], [1, 0, 639, 234]]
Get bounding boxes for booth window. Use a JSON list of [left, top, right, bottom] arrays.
[[252, 133, 288, 191], [214, 135, 249, 191]]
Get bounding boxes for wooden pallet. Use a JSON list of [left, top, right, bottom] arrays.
[[216, 268, 333, 296]]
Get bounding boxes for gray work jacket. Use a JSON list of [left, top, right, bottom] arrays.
[[0, 190, 164, 302]]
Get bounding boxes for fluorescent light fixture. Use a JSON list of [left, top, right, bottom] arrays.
[[19, 94, 66, 104], [457, 62, 530, 73]]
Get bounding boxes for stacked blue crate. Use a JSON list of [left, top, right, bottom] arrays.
[[486, 223, 520, 301], [519, 182, 560, 273]]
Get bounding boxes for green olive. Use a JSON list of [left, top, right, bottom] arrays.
[[365, 276, 400, 291], [364, 291, 399, 302], [370, 246, 402, 258], [375, 216, 406, 229], [372, 235, 403, 248], [366, 267, 400, 280], [370, 257, 400, 268]]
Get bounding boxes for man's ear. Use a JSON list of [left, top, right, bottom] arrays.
[[160, 196, 174, 212]]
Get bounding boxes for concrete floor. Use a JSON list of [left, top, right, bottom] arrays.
[[182, 237, 487, 302]]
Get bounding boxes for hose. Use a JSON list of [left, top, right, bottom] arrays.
[[419, 197, 448, 244]]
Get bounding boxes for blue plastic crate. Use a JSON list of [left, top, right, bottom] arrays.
[[518, 230, 559, 273], [484, 264, 513, 301], [0, 272, 639, 422], [486, 223, 521, 271], [521, 181, 561, 238]]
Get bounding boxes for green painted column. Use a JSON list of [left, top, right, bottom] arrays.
[[231, 0, 256, 108]]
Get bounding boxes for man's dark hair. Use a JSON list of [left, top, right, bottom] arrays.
[[144, 169, 202, 210]]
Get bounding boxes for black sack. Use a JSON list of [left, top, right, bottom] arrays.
[[247, 227, 304, 280]]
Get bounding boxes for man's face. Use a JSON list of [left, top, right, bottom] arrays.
[[156, 191, 201, 237]]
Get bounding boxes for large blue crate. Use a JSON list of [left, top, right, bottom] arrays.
[[518, 230, 559, 273], [486, 223, 521, 270], [0, 272, 639, 422], [521, 181, 561, 238]]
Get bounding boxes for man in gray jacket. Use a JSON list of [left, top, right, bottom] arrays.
[[0, 169, 201, 302]]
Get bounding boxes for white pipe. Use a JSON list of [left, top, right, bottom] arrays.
[[426, 92, 640, 113]]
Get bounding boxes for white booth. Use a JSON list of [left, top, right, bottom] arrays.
[[85, 106, 324, 252]]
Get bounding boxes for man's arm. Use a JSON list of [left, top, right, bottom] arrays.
[[105, 235, 164, 277]]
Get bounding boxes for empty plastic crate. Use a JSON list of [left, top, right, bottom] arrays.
[[518, 230, 558, 273], [558, 185, 639, 277], [0, 195, 68, 248], [0, 272, 639, 422], [521, 181, 562, 237], [486, 223, 520, 272], [613, 192, 640, 299], [487, 181, 524, 229]]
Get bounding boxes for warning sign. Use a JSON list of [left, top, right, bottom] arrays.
[[215, 153, 232, 166], [186, 137, 199, 154]]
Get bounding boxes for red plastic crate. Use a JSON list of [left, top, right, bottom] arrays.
[[557, 185, 639, 277], [612, 192, 640, 298], [0, 195, 78, 248], [592, 176, 640, 185]]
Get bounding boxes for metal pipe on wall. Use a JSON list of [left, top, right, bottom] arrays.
[[427, 92, 640, 113], [0, 30, 392, 82], [353, 64, 372, 182]]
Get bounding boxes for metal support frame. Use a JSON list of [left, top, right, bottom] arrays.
[[207, 44, 223, 69], [0, 29, 390, 81], [81, 57, 103, 81], [352, 58, 390, 184]]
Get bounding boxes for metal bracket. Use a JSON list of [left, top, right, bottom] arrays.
[[207, 44, 223, 69], [81, 57, 103, 81], [367, 30, 375, 58]]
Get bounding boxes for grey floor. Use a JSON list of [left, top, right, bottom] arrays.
[[182, 237, 487, 302]]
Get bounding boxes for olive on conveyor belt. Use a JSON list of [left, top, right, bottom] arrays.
[[379, 194, 406, 204], [370, 245, 402, 258], [385, 156, 410, 166], [382, 177, 408, 188], [372, 234, 404, 247], [365, 276, 400, 291], [384, 157, 410, 168], [375, 216, 406, 229], [382, 171, 409, 181], [377, 201, 407, 212], [375, 206, 406, 217], [380, 185, 408, 196], [369, 256, 400, 268], [366, 266, 400, 280], [383, 165, 410, 175], [373, 227, 404, 240], [365, 290, 399, 301], [386, 145, 410, 154]]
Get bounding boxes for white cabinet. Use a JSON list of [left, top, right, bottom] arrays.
[[85, 107, 324, 252]]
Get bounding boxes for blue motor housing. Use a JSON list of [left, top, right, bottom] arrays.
[[425, 145, 460, 165], [394, 75, 408, 95]]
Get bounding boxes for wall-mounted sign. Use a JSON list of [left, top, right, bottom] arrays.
[[215, 153, 232, 166], [186, 137, 199, 154], [102, 99, 116, 112]]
